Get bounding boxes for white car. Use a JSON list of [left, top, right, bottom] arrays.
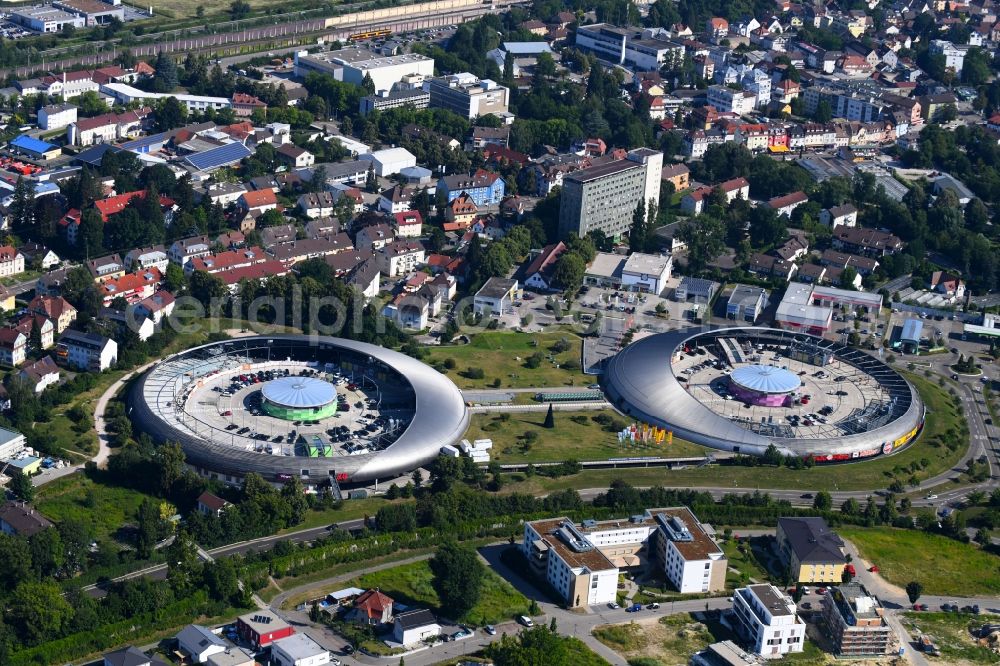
[[926, 494, 938, 500], [519, 616, 534, 627]]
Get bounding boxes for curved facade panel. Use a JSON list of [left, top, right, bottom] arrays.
[[602, 327, 924, 460], [129, 335, 469, 484]]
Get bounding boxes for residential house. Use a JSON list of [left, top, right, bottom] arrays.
[[99, 268, 162, 306], [276, 143, 315, 168], [17, 355, 59, 394], [444, 193, 479, 229], [297, 191, 337, 219], [820, 249, 879, 276], [767, 191, 808, 217], [393, 210, 423, 237], [349, 589, 394, 626], [776, 517, 846, 583], [261, 225, 297, 246], [661, 163, 690, 191], [930, 270, 965, 301], [523, 242, 567, 291], [235, 610, 295, 650], [68, 107, 151, 146], [124, 245, 169, 273], [102, 646, 170, 666], [38, 102, 78, 131], [0, 329, 27, 366], [0, 246, 24, 277], [392, 610, 441, 647], [176, 625, 227, 664], [819, 203, 857, 227], [0, 500, 52, 537], [87, 254, 125, 283], [168, 236, 213, 266], [375, 240, 425, 277], [748, 254, 797, 282], [356, 224, 395, 251], [57, 329, 118, 371], [831, 226, 903, 256], [197, 491, 231, 517], [238, 189, 279, 215], [304, 218, 339, 239], [29, 295, 76, 333], [437, 169, 506, 208], [134, 290, 176, 324], [268, 235, 353, 266], [680, 178, 750, 215], [13, 313, 54, 349], [18, 242, 60, 270], [378, 184, 414, 214], [231, 92, 266, 117], [729, 584, 805, 658]]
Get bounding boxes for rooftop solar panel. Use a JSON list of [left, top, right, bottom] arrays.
[[184, 142, 252, 171]]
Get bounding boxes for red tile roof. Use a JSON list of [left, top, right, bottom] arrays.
[[94, 190, 175, 222], [240, 189, 278, 209]]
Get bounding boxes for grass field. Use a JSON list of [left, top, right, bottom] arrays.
[[902, 612, 999, 664], [840, 527, 1000, 596], [464, 410, 709, 463], [720, 539, 771, 589], [501, 370, 967, 493], [341, 559, 530, 625], [423, 330, 584, 389], [36, 472, 158, 545], [278, 497, 391, 533]]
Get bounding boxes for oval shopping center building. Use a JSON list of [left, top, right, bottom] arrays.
[[129, 335, 469, 490], [602, 327, 925, 462]]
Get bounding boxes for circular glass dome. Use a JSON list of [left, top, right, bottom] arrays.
[[261, 376, 337, 408], [728, 365, 802, 394]]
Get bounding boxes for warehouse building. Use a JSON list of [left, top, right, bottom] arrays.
[[294, 49, 434, 93], [10, 6, 84, 32]]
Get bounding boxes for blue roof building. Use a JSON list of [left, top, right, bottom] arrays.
[[10, 135, 60, 159], [899, 318, 922, 353]]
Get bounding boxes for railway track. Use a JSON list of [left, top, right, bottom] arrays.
[[0, 0, 523, 79]]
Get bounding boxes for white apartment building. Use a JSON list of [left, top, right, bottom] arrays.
[[575, 23, 683, 70], [38, 103, 78, 131], [58, 330, 117, 371], [424, 73, 510, 119], [523, 519, 620, 607], [375, 240, 425, 277], [730, 584, 805, 658], [707, 85, 757, 115], [929, 39, 967, 74], [558, 148, 663, 239], [522, 507, 727, 608]]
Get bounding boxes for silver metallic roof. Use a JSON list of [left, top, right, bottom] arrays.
[[129, 335, 469, 483], [602, 327, 924, 457], [730, 365, 801, 394], [261, 376, 336, 408]]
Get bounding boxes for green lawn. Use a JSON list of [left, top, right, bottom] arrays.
[[278, 498, 393, 533], [502, 370, 967, 493], [902, 612, 1000, 664], [840, 527, 1000, 596], [464, 411, 709, 463], [342, 559, 530, 625], [721, 539, 771, 589], [35, 472, 158, 545], [423, 330, 585, 389]]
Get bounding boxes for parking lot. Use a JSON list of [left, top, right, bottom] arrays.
[[183, 363, 413, 459]]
